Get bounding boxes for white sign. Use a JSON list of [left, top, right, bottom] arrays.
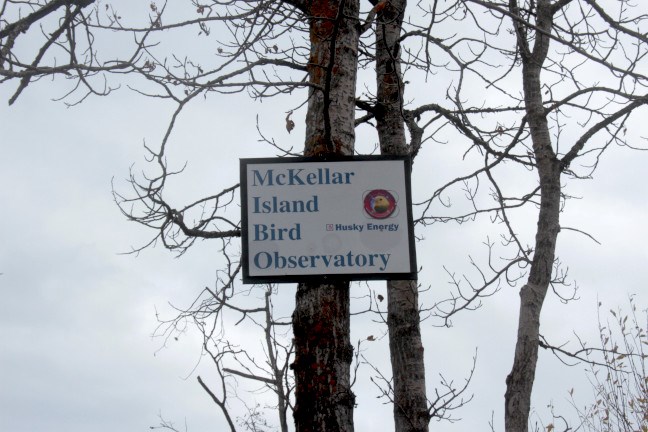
[[240, 156, 417, 284]]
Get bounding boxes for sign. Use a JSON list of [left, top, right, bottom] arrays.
[[240, 156, 417, 284]]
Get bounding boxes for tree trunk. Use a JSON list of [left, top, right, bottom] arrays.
[[375, 2, 429, 431], [292, 0, 360, 431], [505, 2, 560, 431], [504, 158, 560, 432], [302, 0, 359, 157], [387, 281, 429, 432], [293, 281, 355, 432]]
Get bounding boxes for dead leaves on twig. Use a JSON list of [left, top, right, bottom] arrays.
[[285, 111, 295, 134]]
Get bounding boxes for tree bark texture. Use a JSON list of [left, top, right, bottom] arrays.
[[293, 281, 355, 432], [505, 2, 561, 431], [303, 0, 360, 157], [375, 1, 430, 431], [292, 0, 360, 431], [387, 281, 429, 432]]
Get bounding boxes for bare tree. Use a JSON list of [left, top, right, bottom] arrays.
[[4, 1, 648, 432], [373, 0, 429, 430], [399, 1, 647, 431]]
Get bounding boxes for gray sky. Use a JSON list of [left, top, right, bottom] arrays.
[[1, 2, 647, 432]]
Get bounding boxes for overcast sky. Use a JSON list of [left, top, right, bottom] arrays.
[[1, 2, 647, 432]]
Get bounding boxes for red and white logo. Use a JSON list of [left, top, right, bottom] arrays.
[[363, 189, 397, 219]]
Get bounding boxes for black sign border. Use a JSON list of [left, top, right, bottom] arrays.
[[240, 155, 418, 284]]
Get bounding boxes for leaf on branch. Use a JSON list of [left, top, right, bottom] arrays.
[[286, 111, 295, 134]]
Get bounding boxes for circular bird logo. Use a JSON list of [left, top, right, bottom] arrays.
[[363, 189, 397, 219]]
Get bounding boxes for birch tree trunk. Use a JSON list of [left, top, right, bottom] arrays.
[[374, 2, 429, 431], [505, 1, 561, 431], [291, 0, 360, 431]]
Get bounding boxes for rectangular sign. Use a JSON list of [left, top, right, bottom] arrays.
[[240, 156, 417, 284]]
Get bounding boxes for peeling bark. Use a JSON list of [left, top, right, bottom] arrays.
[[303, 0, 359, 157], [292, 0, 360, 431], [293, 281, 355, 432]]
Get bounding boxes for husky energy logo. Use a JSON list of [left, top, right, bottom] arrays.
[[363, 189, 397, 219]]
